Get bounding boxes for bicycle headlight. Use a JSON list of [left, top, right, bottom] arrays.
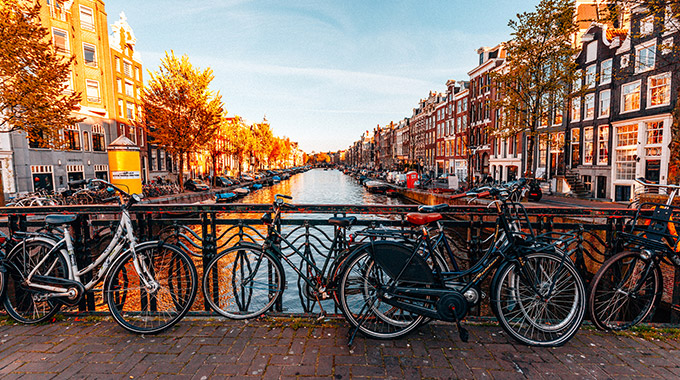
[[132, 193, 142, 202]]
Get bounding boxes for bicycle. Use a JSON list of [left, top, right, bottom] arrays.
[[202, 194, 358, 319], [336, 185, 586, 346], [588, 178, 680, 331], [2, 178, 198, 334]]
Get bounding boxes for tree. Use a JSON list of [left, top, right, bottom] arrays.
[[0, 0, 82, 204], [205, 112, 231, 186], [251, 120, 273, 170], [491, 0, 579, 177], [141, 51, 223, 189], [224, 116, 254, 177]]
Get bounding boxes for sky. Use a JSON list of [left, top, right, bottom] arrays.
[[103, 0, 541, 153]]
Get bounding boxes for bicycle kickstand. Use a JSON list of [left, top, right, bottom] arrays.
[[451, 306, 469, 343]]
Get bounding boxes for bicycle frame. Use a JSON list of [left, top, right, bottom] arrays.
[[23, 205, 155, 296]]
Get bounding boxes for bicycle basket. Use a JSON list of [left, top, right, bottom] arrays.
[[622, 202, 680, 253], [500, 201, 535, 244]]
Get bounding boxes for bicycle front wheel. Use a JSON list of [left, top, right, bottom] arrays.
[[588, 250, 662, 331], [3, 238, 70, 324], [491, 251, 585, 346], [337, 247, 425, 340], [105, 242, 198, 334], [203, 245, 285, 319]]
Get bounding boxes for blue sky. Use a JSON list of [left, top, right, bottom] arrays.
[[104, 1, 540, 153]]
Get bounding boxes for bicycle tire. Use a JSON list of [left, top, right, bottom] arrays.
[[491, 251, 585, 346], [336, 246, 425, 340], [587, 250, 662, 331], [3, 238, 70, 324], [202, 244, 285, 319], [105, 242, 198, 334]]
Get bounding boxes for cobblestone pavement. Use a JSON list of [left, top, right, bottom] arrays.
[[1, 317, 680, 379]]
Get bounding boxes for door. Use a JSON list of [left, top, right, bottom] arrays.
[[596, 176, 607, 199]]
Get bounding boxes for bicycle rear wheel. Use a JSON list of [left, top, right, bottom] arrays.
[[588, 250, 662, 331], [337, 247, 425, 340], [203, 245, 285, 319], [491, 251, 585, 346], [105, 242, 198, 334], [3, 238, 70, 324]]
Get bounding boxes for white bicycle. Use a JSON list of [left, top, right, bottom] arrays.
[[3, 179, 198, 334]]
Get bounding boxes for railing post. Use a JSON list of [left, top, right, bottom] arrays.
[[73, 213, 94, 312], [201, 212, 217, 311]]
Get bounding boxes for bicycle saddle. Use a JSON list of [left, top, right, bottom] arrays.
[[406, 213, 442, 225], [45, 214, 77, 225], [417, 203, 449, 213], [328, 216, 357, 227]]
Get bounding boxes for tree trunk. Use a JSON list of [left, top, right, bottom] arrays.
[[211, 154, 217, 186], [668, 97, 680, 184], [178, 153, 185, 191], [0, 170, 5, 207], [525, 133, 535, 178]]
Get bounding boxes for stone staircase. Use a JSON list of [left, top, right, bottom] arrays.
[[564, 169, 591, 198]]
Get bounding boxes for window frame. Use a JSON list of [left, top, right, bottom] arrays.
[[621, 80, 641, 113], [83, 43, 97, 67], [600, 59, 612, 85], [79, 5, 95, 31], [647, 72, 671, 108], [635, 40, 656, 74], [598, 89, 611, 118], [86, 79, 100, 103], [52, 28, 69, 54], [584, 93, 595, 120]]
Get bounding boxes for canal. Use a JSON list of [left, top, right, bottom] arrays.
[[237, 168, 409, 207], [214, 168, 412, 315]]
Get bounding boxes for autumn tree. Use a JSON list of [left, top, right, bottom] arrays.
[[224, 116, 254, 177], [491, 0, 579, 177], [141, 51, 223, 189], [251, 120, 273, 170], [205, 112, 231, 186], [0, 0, 82, 204]]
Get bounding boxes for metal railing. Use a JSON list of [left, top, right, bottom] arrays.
[[3, 203, 678, 322]]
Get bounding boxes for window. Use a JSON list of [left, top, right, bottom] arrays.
[[571, 97, 581, 122], [554, 104, 563, 125], [573, 70, 582, 91], [539, 134, 548, 166], [600, 59, 612, 84], [117, 78, 122, 93], [647, 121, 663, 145], [83, 43, 97, 67], [52, 28, 68, 53], [584, 127, 594, 165], [571, 128, 580, 166], [86, 80, 100, 103], [635, 42, 656, 73], [598, 126, 609, 165], [640, 15, 654, 36], [64, 125, 81, 151], [616, 124, 638, 180], [63, 70, 74, 94], [666, 5, 679, 33], [28, 131, 47, 149], [115, 57, 120, 72], [124, 61, 131, 77], [82, 131, 90, 151], [586, 41, 598, 62], [648, 72, 671, 107], [584, 93, 595, 120], [118, 99, 124, 117], [79, 6, 94, 31], [585, 65, 596, 88], [92, 125, 105, 151], [128, 126, 136, 144], [621, 81, 641, 112], [125, 81, 134, 97], [599, 90, 611, 118], [126, 103, 135, 120]]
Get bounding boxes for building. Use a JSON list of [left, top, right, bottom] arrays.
[[468, 44, 506, 182], [450, 81, 470, 182], [10, 0, 117, 194]]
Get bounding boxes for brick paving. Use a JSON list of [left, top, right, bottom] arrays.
[[1, 317, 679, 379]]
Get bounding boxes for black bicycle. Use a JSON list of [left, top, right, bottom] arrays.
[[202, 194, 359, 319], [336, 185, 586, 346]]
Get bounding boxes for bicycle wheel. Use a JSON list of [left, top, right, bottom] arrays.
[[588, 250, 662, 331], [337, 247, 425, 340], [3, 238, 70, 324], [203, 245, 285, 319], [105, 242, 198, 334], [491, 251, 585, 346]]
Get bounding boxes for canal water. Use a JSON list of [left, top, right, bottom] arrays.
[[238, 168, 407, 206], [218, 168, 412, 315]]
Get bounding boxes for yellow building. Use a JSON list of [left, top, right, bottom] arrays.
[[10, 0, 117, 193], [109, 12, 148, 182]]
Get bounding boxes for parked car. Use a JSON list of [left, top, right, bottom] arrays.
[[215, 176, 233, 187], [240, 174, 255, 182], [184, 179, 210, 192]]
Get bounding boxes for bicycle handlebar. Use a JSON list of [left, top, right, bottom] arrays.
[[635, 177, 680, 190]]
